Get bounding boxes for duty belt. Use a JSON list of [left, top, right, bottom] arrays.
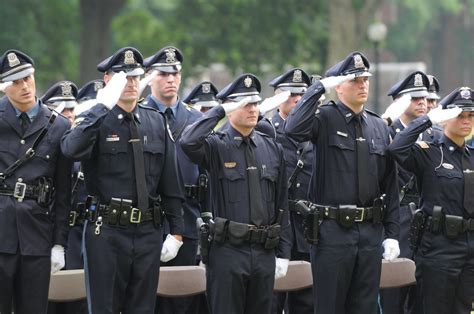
[[98, 204, 154, 225], [184, 184, 200, 199], [425, 215, 474, 234], [316, 205, 381, 222], [0, 182, 43, 202]]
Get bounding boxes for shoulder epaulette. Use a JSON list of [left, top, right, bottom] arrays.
[[365, 109, 381, 118]]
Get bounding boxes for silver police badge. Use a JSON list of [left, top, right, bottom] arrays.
[[60, 82, 73, 97], [202, 83, 211, 94], [244, 76, 252, 88], [94, 81, 104, 92], [7, 52, 20, 68], [165, 48, 177, 64], [460, 87, 471, 99], [293, 70, 302, 82], [124, 50, 135, 64], [414, 74, 423, 87], [353, 54, 364, 69]]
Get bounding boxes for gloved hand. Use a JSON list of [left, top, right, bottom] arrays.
[[382, 238, 400, 261], [221, 96, 252, 114], [320, 74, 355, 93], [138, 70, 158, 97], [381, 94, 412, 122], [74, 99, 98, 116], [160, 234, 183, 262], [96, 71, 127, 110], [52, 102, 66, 115], [274, 258, 290, 280], [0, 81, 12, 92], [258, 91, 291, 115], [427, 105, 462, 124], [51, 245, 65, 274]]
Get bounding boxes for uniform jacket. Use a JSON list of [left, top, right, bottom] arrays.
[[0, 97, 72, 256]]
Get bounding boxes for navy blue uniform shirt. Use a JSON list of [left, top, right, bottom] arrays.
[[284, 82, 400, 239], [60, 103, 184, 234], [388, 115, 474, 218], [180, 105, 292, 258]]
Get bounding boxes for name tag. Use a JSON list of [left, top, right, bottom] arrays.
[[106, 135, 120, 142], [442, 163, 454, 170], [337, 131, 348, 137], [224, 162, 237, 168]]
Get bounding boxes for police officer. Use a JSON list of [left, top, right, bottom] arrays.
[[0, 49, 72, 314], [42, 80, 78, 123], [387, 87, 473, 314], [73, 79, 105, 117], [426, 75, 440, 112], [183, 81, 220, 113], [61, 46, 185, 313], [268, 68, 314, 314], [285, 51, 400, 314], [141, 46, 206, 314], [180, 73, 292, 313]]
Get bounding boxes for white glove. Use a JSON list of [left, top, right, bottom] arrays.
[[0, 81, 12, 92], [382, 238, 400, 261], [74, 99, 98, 116], [427, 105, 462, 124], [96, 71, 127, 110], [51, 245, 65, 274], [258, 91, 291, 115], [221, 96, 252, 114], [160, 234, 183, 262], [274, 258, 290, 280], [381, 94, 412, 122], [320, 74, 355, 93], [138, 70, 158, 97], [53, 101, 66, 115]]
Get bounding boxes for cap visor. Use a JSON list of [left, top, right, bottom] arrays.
[[123, 68, 144, 76], [230, 95, 262, 103], [427, 92, 440, 100], [281, 86, 307, 94], [407, 90, 429, 98], [2, 67, 35, 82], [354, 71, 372, 77], [195, 100, 219, 108], [153, 64, 182, 73]]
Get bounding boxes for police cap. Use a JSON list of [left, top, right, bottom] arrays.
[[325, 51, 372, 78], [438, 86, 474, 111], [41, 80, 78, 109], [97, 47, 144, 76], [387, 71, 429, 99], [143, 46, 183, 73], [183, 81, 219, 108], [77, 79, 105, 103], [0, 49, 35, 82], [427, 75, 440, 100], [217, 73, 262, 103], [269, 68, 310, 95]]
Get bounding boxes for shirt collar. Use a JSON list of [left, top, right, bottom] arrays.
[[112, 105, 141, 124], [14, 100, 40, 121], [336, 101, 367, 124], [228, 126, 257, 148], [440, 134, 465, 155], [151, 95, 180, 116]]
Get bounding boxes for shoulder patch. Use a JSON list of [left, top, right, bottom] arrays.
[[415, 141, 429, 149]]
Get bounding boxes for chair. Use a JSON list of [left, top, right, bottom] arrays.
[[380, 258, 416, 289], [274, 260, 313, 292], [48, 269, 86, 302], [157, 265, 207, 297]]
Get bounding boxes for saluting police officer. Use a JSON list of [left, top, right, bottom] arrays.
[[268, 68, 314, 314], [141, 46, 206, 314], [61, 47, 185, 314], [180, 73, 292, 314], [387, 87, 474, 314], [285, 51, 400, 314], [0, 49, 72, 314]]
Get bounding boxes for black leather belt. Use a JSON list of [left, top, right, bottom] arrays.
[[0, 182, 40, 202], [85, 204, 153, 226], [316, 205, 380, 222], [426, 215, 474, 233], [184, 184, 199, 199]]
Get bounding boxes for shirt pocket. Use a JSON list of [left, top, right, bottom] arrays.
[[328, 134, 355, 172], [261, 166, 278, 203], [143, 140, 164, 177], [435, 168, 462, 201], [99, 141, 128, 175], [218, 167, 246, 203]]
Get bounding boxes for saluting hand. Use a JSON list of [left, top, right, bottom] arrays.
[[381, 94, 412, 123], [96, 71, 128, 110], [427, 105, 462, 124], [138, 70, 158, 97], [320, 74, 356, 93], [258, 91, 291, 115], [0, 81, 12, 93], [221, 96, 252, 114]]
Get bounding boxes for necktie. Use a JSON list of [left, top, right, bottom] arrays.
[[354, 115, 370, 206], [164, 108, 175, 130], [243, 137, 267, 226], [19, 112, 30, 135], [462, 150, 474, 216], [126, 113, 148, 210]]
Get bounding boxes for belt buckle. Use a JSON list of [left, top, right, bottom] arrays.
[[13, 182, 27, 202], [354, 207, 365, 222], [130, 207, 142, 224], [69, 210, 77, 227]]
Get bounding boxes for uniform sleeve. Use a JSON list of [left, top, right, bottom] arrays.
[[60, 104, 109, 160], [53, 151, 72, 246], [275, 145, 291, 259], [381, 151, 400, 240], [284, 81, 325, 142], [180, 105, 226, 169]]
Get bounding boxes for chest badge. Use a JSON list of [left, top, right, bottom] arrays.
[[106, 134, 120, 142], [224, 162, 237, 168], [441, 163, 454, 170]]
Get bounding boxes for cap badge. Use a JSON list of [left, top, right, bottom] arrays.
[[414, 74, 423, 87], [353, 54, 364, 69], [94, 81, 104, 91], [202, 83, 211, 94], [460, 87, 471, 99], [124, 50, 135, 65], [293, 70, 302, 82], [60, 82, 73, 97], [7, 52, 20, 68], [428, 76, 434, 85], [165, 48, 177, 64], [244, 76, 252, 88]]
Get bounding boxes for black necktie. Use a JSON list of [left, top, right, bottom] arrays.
[[243, 137, 266, 226], [126, 113, 148, 210], [164, 108, 175, 130], [354, 115, 370, 206], [462, 150, 474, 216], [19, 112, 30, 135]]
